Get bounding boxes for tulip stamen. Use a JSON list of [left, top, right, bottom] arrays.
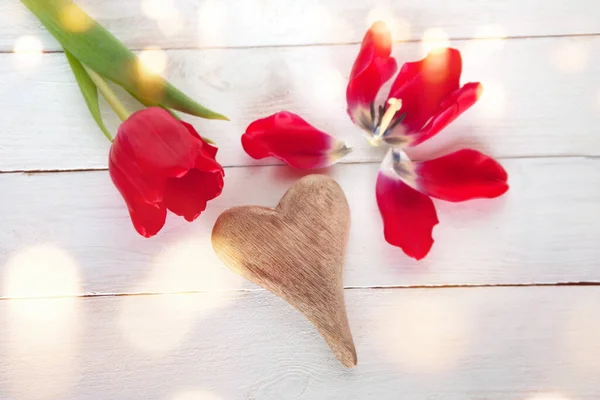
[[376, 98, 403, 139]]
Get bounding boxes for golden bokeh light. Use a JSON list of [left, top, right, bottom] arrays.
[[464, 24, 507, 66], [141, 0, 182, 37], [302, 4, 333, 39], [554, 40, 590, 73], [147, 237, 243, 293], [564, 295, 600, 371], [476, 80, 506, 119], [13, 35, 43, 70], [198, 0, 227, 47], [374, 294, 469, 372], [171, 389, 224, 400], [139, 47, 168, 75], [120, 238, 241, 353], [4, 244, 81, 298], [366, 9, 411, 42], [421, 28, 450, 56], [422, 48, 457, 84], [136, 48, 168, 99], [141, 0, 176, 20], [311, 65, 345, 106], [3, 245, 81, 400], [120, 293, 200, 353], [158, 10, 183, 37], [59, 3, 93, 33], [473, 24, 507, 51], [526, 394, 571, 400]]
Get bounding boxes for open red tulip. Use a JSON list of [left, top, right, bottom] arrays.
[[109, 107, 224, 237], [240, 21, 508, 260]]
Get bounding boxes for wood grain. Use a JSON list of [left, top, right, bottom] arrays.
[[1, 286, 599, 399], [212, 175, 356, 367], [1, 0, 599, 51], [1, 35, 599, 172], [1, 157, 599, 297]]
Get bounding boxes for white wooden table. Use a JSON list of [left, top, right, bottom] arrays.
[[1, 1, 600, 399]]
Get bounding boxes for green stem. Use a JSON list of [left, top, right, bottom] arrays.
[[82, 65, 131, 122]]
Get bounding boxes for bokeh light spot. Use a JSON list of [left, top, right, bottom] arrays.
[[476, 80, 506, 119], [139, 47, 168, 75], [13, 35, 43, 70], [366, 9, 411, 42], [198, 0, 227, 47], [554, 40, 590, 73], [4, 244, 81, 298], [158, 9, 183, 37], [120, 238, 241, 354], [312, 66, 345, 106], [171, 389, 224, 400], [421, 28, 450, 55], [374, 294, 469, 372], [3, 245, 81, 400], [526, 394, 572, 400], [464, 24, 507, 66], [59, 3, 93, 33], [141, 0, 176, 20]]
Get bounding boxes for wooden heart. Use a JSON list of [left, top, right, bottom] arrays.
[[211, 174, 356, 367]]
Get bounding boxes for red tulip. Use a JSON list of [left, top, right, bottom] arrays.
[[242, 111, 351, 169], [240, 21, 508, 259], [109, 107, 224, 237]]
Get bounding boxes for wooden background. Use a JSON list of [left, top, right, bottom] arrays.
[[1, 0, 600, 399]]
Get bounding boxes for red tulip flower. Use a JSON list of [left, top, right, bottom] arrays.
[[241, 22, 508, 260], [109, 107, 225, 237]]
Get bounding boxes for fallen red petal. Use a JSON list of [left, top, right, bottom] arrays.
[[416, 149, 509, 202], [376, 171, 439, 260], [242, 111, 350, 169]]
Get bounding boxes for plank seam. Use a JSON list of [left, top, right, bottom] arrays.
[[1, 281, 599, 301], [0, 32, 598, 54], [2, 154, 599, 175]]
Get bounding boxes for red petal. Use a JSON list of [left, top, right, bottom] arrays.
[[181, 121, 219, 159], [126, 200, 167, 238], [242, 111, 350, 169], [416, 149, 509, 202], [109, 156, 167, 237], [164, 168, 225, 222], [115, 107, 199, 177], [346, 21, 398, 127], [108, 144, 164, 204], [376, 171, 439, 260], [387, 48, 462, 137], [408, 82, 483, 146]]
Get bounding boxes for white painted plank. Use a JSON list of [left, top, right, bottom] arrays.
[[0, 286, 599, 399], [2, 0, 600, 52], [1, 158, 598, 297], [1, 35, 599, 172]]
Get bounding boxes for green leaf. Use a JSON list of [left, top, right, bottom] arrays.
[[64, 48, 113, 142], [21, 0, 228, 121]]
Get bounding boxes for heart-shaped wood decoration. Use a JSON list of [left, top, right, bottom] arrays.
[[211, 174, 356, 367]]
